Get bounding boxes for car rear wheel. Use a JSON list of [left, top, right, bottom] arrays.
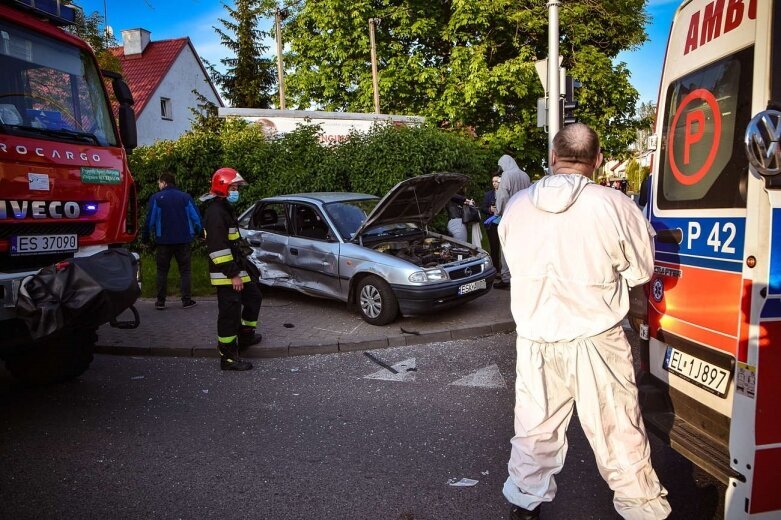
[[357, 275, 399, 326]]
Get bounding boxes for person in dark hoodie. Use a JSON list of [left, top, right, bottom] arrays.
[[498, 124, 670, 520], [202, 167, 262, 372], [142, 172, 202, 310]]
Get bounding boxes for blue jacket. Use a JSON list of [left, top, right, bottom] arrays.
[[142, 186, 202, 245]]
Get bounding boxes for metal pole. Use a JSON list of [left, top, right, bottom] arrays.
[[547, 0, 561, 156], [275, 7, 286, 110], [368, 18, 381, 114]]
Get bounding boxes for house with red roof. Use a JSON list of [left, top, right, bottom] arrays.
[[111, 29, 223, 146]]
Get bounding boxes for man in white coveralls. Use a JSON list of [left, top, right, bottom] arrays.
[[498, 123, 671, 520]]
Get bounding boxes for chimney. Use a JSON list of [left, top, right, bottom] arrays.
[[121, 28, 151, 56]]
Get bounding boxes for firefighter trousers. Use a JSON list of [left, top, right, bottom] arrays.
[[503, 325, 671, 519], [216, 282, 262, 342]]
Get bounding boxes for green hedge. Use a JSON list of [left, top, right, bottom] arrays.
[[129, 119, 502, 220]]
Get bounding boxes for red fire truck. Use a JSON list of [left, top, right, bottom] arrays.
[[0, 0, 140, 384], [633, 0, 781, 516]]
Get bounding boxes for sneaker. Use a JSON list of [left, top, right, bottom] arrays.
[[509, 505, 540, 520], [182, 299, 197, 309], [494, 280, 511, 290], [155, 300, 166, 310]]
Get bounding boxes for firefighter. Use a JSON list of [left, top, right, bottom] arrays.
[[202, 167, 262, 371]]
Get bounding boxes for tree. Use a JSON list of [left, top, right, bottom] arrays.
[[68, 9, 122, 74], [209, 0, 277, 108], [631, 100, 656, 153], [281, 0, 648, 170]]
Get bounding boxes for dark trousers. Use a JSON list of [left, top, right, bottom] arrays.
[[486, 224, 502, 271], [216, 282, 262, 341], [155, 243, 192, 302]]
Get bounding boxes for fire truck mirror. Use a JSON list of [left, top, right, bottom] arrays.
[[118, 105, 137, 151]]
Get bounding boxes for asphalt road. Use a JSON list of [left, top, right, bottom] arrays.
[[0, 332, 725, 520]]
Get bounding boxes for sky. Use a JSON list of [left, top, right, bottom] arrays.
[[76, 0, 680, 108]]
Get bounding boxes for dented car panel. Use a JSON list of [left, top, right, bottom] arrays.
[[237, 174, 497, 322]]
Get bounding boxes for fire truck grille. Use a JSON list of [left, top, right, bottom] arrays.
[[0, 222, 96, 240]]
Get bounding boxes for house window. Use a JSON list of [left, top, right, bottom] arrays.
[[160, 97, 172, 120]]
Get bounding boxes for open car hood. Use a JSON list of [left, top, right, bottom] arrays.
[[353, 173, 469, 239]]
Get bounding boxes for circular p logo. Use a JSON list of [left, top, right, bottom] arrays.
[[668, 89, 722, 186]]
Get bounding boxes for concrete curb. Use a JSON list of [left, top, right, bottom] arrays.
[[95, 320, 517, 359]]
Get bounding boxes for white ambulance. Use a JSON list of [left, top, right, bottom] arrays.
[[637, 0, 781, 517]]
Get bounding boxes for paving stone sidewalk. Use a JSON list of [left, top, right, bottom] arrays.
[[96, 286, 515, 358]]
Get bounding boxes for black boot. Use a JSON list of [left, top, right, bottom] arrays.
[[238, 326, 262, 351], [509, 505, 540, 520], [218, 340, 253, 371]]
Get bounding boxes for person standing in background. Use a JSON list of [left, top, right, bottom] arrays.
[[494, 155, 531, 289], [142, 172, 202, 311], [482, 174, 502, 269], [445, 191, 475, 242]]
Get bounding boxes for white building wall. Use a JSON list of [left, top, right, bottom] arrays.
[[135, 47, 221, 146]]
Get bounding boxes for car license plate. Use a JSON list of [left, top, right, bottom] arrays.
[[10, 234, 78, 256], [458, 279, 486, 295], [663, 346, 731, 397]]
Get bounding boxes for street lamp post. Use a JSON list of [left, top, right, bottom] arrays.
[[368, 17, 381, 114], [547, 0, 561, 155], [275, 6, 286, 110]]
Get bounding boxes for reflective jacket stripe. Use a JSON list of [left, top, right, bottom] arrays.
[[209, 248, 234, 265], [210, 271, 251, 285]]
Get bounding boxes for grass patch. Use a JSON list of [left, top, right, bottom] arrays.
[[139, 250, 214, 298]]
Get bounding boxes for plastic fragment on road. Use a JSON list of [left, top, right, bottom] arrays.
[[448, 478, 479, 487]]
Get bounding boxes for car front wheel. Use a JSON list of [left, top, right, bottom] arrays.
[[357, 275, 399, 326]]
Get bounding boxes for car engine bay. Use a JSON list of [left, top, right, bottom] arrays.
[[373, 237, 477, 268]]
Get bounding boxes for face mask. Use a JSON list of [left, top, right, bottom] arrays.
[[227, 191, 240, 204]]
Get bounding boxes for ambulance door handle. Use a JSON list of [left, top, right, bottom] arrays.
[[290, 247, 299, 255], [656, 228, 683, 244]]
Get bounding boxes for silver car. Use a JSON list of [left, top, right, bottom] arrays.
[[237, 173, 497, 325]]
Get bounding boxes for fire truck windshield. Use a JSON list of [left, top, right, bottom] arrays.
[[0, 20, 118, 147]]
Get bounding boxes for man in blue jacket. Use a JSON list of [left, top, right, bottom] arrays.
[[142, 172, 202, 310]]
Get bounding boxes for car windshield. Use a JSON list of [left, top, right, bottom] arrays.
[[324, 199, 378, 241], [0, 20, 117, 146]]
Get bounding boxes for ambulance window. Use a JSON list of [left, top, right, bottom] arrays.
[[658, 47, 753, 209]]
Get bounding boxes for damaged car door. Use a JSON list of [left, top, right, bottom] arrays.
[[239, 201, 293, 283], [287, 203, 341, 299]]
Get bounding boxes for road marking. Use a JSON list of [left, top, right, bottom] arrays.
[[364, 358, 417, 382], [450, 364, 506, 389]]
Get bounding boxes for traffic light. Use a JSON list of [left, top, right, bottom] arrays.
[[562, 75, 581, 125]]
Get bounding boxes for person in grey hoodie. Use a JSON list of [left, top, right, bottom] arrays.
[[494, 154, 531, 289], [498, 124, 670, 520]]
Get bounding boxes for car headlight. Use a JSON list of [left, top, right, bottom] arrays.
[[409, 269, 448, 283]]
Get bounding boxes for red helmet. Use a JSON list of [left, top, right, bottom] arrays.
[[210, 167, 247, 197]]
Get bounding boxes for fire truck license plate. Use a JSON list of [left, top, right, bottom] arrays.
[[458, 279, 486, 295], [663, 346, 731, 397], [10, 234, 78, 256]]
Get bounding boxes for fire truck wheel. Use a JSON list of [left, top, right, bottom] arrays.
[[4, 328, 97, 385]]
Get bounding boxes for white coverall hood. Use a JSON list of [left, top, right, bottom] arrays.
[[529, 173, 592, 214]]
